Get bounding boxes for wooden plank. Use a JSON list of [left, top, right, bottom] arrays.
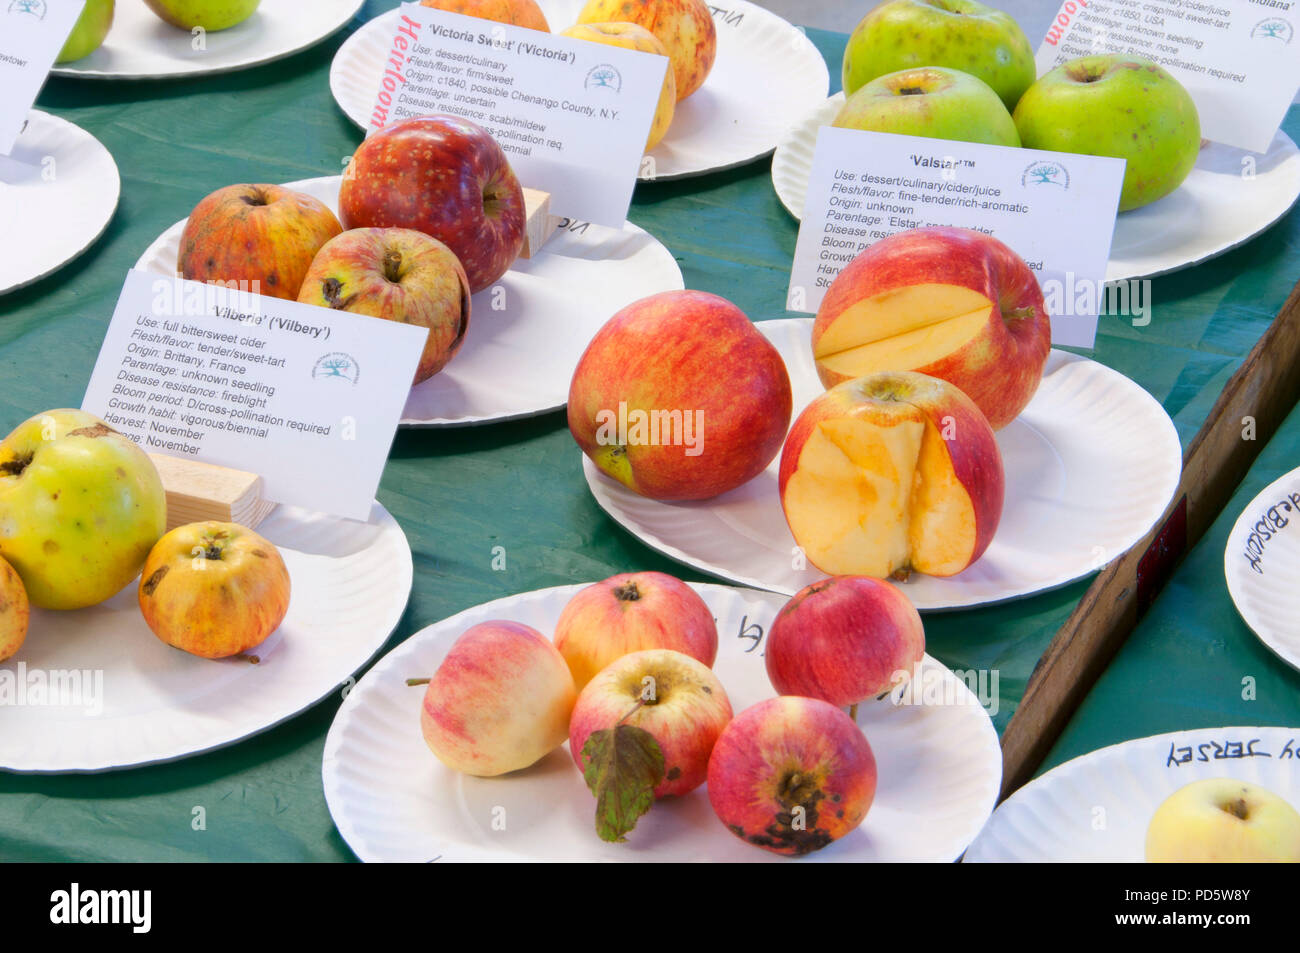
[[999, 278, 1300, 800], [519, 187, 559, 259], [147, 454, 274, 532]]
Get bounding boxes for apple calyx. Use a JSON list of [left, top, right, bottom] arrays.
[[612, 581, 642, 603], [898, 86, 927, 96], [0, 452, 33, 478], [241, 189, 270, 208], [1222, 798, 1250, 820]]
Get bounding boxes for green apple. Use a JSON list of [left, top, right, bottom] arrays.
[[55, 0, 114, 64], [1013, 55, 1200, 212], [833, 67, 1020, 148], [0, 410, 166, 611], [1146, 778, 1300, 862], [143, 0, 261, 31], [842, 0, 1036, 111]]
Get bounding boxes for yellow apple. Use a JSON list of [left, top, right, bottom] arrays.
[[576, 0, 716, 101], [561, 22, 676, 150], [419, 0, 550, 31], [1146, 778, 1300, 862], [0, 555, 29, 663]]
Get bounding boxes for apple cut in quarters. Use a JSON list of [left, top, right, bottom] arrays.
[[778, 372, 1004, 580]]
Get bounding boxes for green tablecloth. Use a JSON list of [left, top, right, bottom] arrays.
[[0, 2, 1297, 860]]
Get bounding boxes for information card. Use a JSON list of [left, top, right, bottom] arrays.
[[1037, 0, 1300, 155], [365, 3, 666, 227], [82, 271, 429, 522], [788, 127, 1126, 348], [0, 0, 85, 156]]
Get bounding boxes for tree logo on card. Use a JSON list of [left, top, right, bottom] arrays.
[[585, 64, 622, 92], [1021, 160, 1070, 190], [7, 0, 47, 19], [312, 352, 360, 385], [1251, 18, 1292, 43]]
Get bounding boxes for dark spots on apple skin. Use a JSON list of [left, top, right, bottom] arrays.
[[832, 793, 842, 802], [251, 549, 268, 559], [141, 565, 169, 596], [206, 258, 216, 270], [115, 467, 126, 478], [666, 766, 681, 781], [43, 540, 58, 555], [702, 685, 712, 694]]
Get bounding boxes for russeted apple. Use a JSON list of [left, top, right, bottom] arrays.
[[419, 0, 550, 32], [813, 226, 1051, 430], [779, 371, 1004, 580]]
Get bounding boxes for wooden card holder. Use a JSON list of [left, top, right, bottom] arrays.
[[148, 454, 275, 532], [520, 187, 562, 259]]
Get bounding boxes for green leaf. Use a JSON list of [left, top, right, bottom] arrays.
[[580, 724, 665, 843]]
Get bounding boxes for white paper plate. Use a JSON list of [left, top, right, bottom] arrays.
[[0, 111, 119, 295], [1225, 467, 1300, 672], [771, 93, 1300, 283], [964, 726, 1300, 862], [50, 0, 364, 80], [322, 582, 1001, 862], [329, 1, 829, 181], [0, 502, 411, 773], [136, 175, 683, 427], [582, 318, 1182, 611]]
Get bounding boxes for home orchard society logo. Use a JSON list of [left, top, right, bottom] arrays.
[[1252, 17, 1293, 42], [312, 352, 360, 384], [595, 402, 704, 456], [1022, 160, 1069, 189], [585, 63, 622, 92], [7, 0, 47, 18]]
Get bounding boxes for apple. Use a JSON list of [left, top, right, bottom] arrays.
[[0, 556, 29, 664], [707, 696, 877, 856], [765, 576, 924, 708], [420, 620, 577, 776], [143, 0, 260, 31], [178, 184, 343, 302], [832, 67, 1020, 148], [560, 22, 676, 150], [779, 372, 1004, 579], [1013, 55, 1201, 212], [553, 571, 717, 691], [0, 410, 166, 611], [297, 228, 470, 385], [56, 0, 114, 64], [568, 290, 793, 501], [812, 226, 1051, 431], [340, 115, 526, 294], [575, 0, 715, 101], [138, 522, 290, 660], [419, 0, 550, 31], [1146, 778, 1300, 862], [842, 0, 1036, 111], [569, 648, 731, 798]]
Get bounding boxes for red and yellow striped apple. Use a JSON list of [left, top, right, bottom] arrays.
[[569, 648, 731, 798], [560, 22, 676, 150], [779, 371, 1004, 579], [576, 0, 715, 100], [707, 695, 877, 856], [765, 576, 924, 707], [420, 621, 577, 777], [419, 0, 550, 31], [568, 290, 793, 501], [0, 555, 29, 663], [554, 571, 717, 690], [813, 226, 1051, 430]]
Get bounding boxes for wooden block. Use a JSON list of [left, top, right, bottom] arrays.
[[147, 454, 275, 532], [519, 187, 560, 259]]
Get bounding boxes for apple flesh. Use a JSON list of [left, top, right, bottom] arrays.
[[1014, 55, 1201, 212], [576, 0, 715, 101], [56, 0, 115, 64], [421, 621, 577, 777], [569, 648, 732, 798], [144, 0, 261, 31], [419, 0, 550, 31], [0, 556, 29, 664], [178, 183, 343, 301], [707, 696, 877, 856], [842, 0, 1036, 111], [0, 410, 166, 611], [1146, 778, 1300, 862], [298, 228, 470, 385], [139, 522, 291, 660], [766, 576, 924, 707], [560, 22, 676, 150], [554, 571, 717, 691], [779, 371, 1004, 579], [568, 290, 793, 501], [833, 66, 1020, 148], [813, 226, 1051, 431]]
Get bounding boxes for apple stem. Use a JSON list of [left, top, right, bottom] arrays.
[[406, 678, 431, 687], [849, 703, 859, 722], [617, 698, 648, 726]]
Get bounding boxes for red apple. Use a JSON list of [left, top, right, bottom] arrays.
[[340, 116, 526, 294], [576, 0, 716, 101], [765, 576, 924, 707], [812, 226, 1051, 430], [707, 696, 877, 856], [0, 555, 29, 663], [297, 228, 470, 385], [419, 0, 550, 31], [420, 620, 577, 776], [569, 648, 731, 798], [568, 290, 793, 501], [554, 571, 717, 690], [177, 183, 343, 301], [779, 371, 1004, 579]]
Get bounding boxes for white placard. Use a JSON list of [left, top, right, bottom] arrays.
[[0, 0, 85, 156], [787, 127, 1126, 348], [1037, 0, 1300, 155], [82, 270, 429, 522], [364, 3, 666, 227]]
